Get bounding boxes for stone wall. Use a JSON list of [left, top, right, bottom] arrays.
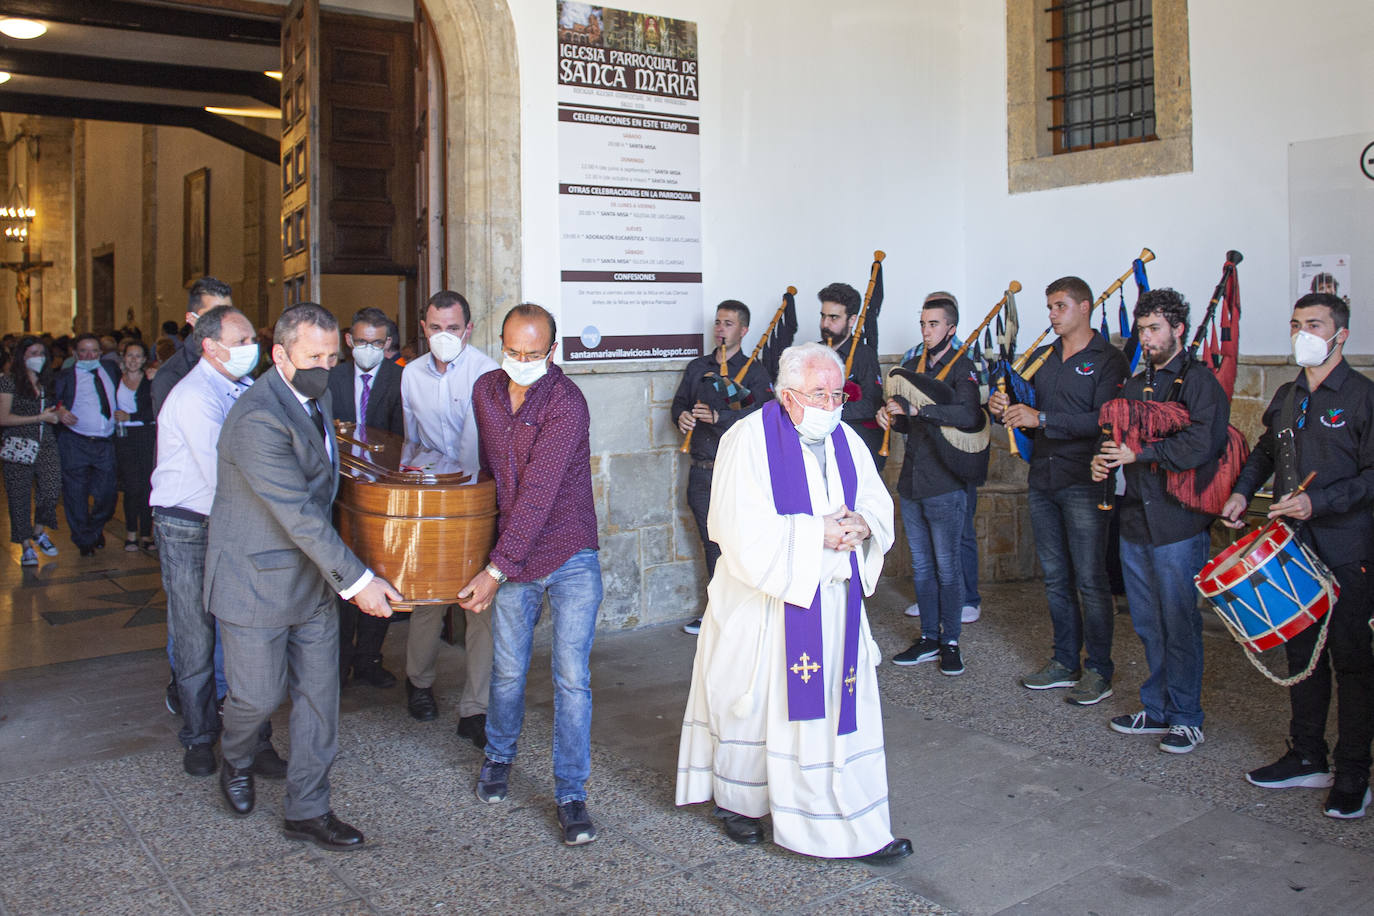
[[566, 360, 706, 631]]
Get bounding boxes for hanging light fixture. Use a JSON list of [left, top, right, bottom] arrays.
[[0, 19, 47, 40]]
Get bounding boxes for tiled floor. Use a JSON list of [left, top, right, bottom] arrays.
[[2, 516, 1373, 914]]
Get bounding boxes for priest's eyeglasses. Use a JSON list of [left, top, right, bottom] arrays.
[[788, 388, 848, 408], [352, 341, 386, 351], [502, 346, 554, 363]]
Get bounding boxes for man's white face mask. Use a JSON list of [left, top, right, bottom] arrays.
[[794, 403, 842, 442]]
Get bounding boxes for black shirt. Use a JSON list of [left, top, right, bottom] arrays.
[[151, 344, 200, 416], [1021, 334, 1128, 490], [1117, 353, 1230, 547], [890, 348, 985, 500], [831, 336, 882, 426], [1232, 359, 1374, 567], [670, 350, 774, 461]]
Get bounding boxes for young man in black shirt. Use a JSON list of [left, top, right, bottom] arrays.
[[1092, 289, 1229, 754], [880, 294, 988, 675], [818, 283, 884, 471], [990, 276, 1128, 706], [1222, 293, 1374, 819], [672, 300, 774, 635]]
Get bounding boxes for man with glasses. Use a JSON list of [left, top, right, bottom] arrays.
[[676, 342, 909, 864], [672, 300, 774, 635], [398, 291, 499, 748], [817, 283, 885, 470], [328, 307, 405, 691], [463, 304, 603, 847]]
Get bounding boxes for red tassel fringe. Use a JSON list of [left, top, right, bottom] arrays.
[[1166, 425, 1251, 515]]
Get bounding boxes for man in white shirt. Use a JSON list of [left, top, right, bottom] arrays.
[[150, 306, 285, 779], [399, 291, 499, 746], [54, 334, 120, 556]]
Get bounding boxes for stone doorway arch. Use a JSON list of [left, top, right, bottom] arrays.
[[421, 0, 521, 354]]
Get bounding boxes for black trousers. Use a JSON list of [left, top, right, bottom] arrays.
[[337, 595, 391, 672], [686, 464, 719, 580], [1286, 560, 1374, 780]]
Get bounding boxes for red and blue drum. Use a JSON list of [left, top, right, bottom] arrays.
[[1194, 520, 1339, 654]]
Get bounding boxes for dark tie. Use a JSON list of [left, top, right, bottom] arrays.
[[89, 369, 111, 420], [359, 373, 372, 424], [308, 400, 328, 442]]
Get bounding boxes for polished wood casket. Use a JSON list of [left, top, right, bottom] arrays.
[[334, 422, 498, 610]]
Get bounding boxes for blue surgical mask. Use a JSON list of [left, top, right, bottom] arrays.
[[76, 358, 102, 372]]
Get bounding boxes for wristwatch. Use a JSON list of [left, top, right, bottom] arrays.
[[1038, 411, 1047, 428], [485, 563, 507, 584]]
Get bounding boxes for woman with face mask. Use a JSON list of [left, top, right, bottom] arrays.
[[0, 336, 63, 566], [114, 339, 157, 550]]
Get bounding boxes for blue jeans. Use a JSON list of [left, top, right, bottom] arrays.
[[1120, 532, 1210, 727], [57, 432, 117, 547], [486, 549, 602, 803], [901, 490, 967, 643], [962, 482, 981, 608], [1027, 484, 1115, 681], [156, 513, 248, 746]]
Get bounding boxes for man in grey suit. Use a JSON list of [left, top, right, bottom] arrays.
[[208, 302, 401, 850]]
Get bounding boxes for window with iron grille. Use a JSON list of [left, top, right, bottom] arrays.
[[1048, 0, 1156, 154]]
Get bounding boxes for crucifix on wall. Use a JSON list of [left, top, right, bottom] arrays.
[[0, 228, 50, 333]]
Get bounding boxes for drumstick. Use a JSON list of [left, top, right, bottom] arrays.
[[1244, 471, 1318, 553]]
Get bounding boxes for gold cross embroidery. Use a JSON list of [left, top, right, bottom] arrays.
[[844, 665, 857, 695], [790, 652, 821, 684]]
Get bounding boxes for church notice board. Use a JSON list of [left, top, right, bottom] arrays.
[[556, 3, 702, 362]]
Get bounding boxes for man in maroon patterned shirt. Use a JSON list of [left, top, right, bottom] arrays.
[[458, 303, 604, 846]]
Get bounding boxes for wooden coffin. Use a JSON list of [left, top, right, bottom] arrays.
[[334, 422, 497, 610]]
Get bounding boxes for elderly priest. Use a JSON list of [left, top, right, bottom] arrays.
[[675, 342, 910, 863]]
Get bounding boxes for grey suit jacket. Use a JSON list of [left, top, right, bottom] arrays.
[[206, 367, 368, 627]]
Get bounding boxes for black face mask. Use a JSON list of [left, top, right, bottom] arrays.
[[289, 366, 330, 400]]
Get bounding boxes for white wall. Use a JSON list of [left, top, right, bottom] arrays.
[[82, 121, 143, 329], [509, 0, 1374, 359], [959, 0, 1374, 356], [509, 0, 968, 358]]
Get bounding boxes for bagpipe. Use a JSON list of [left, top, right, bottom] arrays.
[[679, 287, 797, 454], [1095, 250, 1248, 515], [991, 249, 1155, 462], [842, 251, 885, 409], [879, 282, 1020, 468]]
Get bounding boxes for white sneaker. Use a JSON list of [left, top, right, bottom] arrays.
[[961, 604, 981, 623], [20, 546, 37, 566], [682, 617, 701, 635], [904, 602, 920, 617], [35, 532, 58, 556]]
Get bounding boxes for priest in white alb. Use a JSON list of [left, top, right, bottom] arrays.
[[675, 342, 911, 863]]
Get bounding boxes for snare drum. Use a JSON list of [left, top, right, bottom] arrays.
[[1194, 520, 1339, 654]]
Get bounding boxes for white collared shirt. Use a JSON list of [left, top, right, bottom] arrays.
[[275, 367, 370, 600], [400, 346, 499, 472], [69, 364, 118, 438], [150, 357, 251, 515]]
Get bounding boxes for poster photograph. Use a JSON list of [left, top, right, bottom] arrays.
[[556, 2, 703, 362]]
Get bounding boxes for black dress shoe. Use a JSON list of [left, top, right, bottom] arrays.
[[95, 532, 106, 549], [251, 746, 289, 780], [183, 743, 217, 777], [352, 662, 398, 689], [79, 545, 96, 557], [283, 811, 365, 851], [717, 810, 765, 845], [406, 679, 438, 721], [857, 837, 913, 864], [456, 714, 487, 750], [220, 762, 255, 817]]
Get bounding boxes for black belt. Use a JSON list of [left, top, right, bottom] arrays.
[[155, 506, 208, 523]]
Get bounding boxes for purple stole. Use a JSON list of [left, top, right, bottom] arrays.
[[761, 400, 862, 736]]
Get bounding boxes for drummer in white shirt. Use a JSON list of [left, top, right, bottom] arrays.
[[398, 291, 499, 748]]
